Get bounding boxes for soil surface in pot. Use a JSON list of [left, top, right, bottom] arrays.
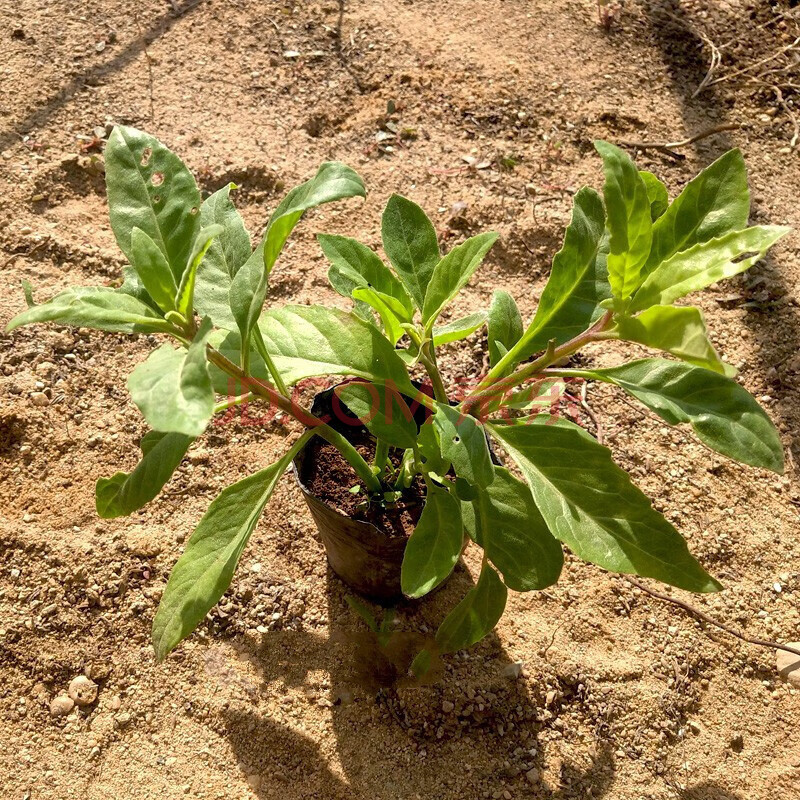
[[300, 433, 425, 537]]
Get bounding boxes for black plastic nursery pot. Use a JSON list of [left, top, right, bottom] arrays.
[[293, 381, 435, 602]]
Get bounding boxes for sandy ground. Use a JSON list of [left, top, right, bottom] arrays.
[[2, 1, 800, 798]]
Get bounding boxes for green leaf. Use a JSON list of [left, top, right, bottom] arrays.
[[594, 140, 653, 300], [264, 161, 366, 274], [513, 188, 607, 361], [632, 225, 789, 311], [557, 358, 783, 473], [5, 287, 172, 334], [229, 245, 268, 349], [96, 431, 193, 518], [200, 183, 252, 276], [105, 125, 201, 279], [616, 305, 733, 375], [464, 467, 563, 591], [401, 483, 464, 598], [351, 286, 405, 345], [435, 564, 507, 653], [489, 421, 721, 592], [381, 194, 440, 309], [257, 305, 416, 393], [320, 233, 414, 320], [128, 318, 215, 436], [640, 171, 669, 221], [417, 421, 451, 476], [487, 290, 523, 368], [432, 312, 487, 346], [646, 149, 749, 271], [130, 227, 178, 312], [117, 266, 159, 312], [193, 183, 252, 331], [175, 225, 223, 320], [335, 381, 418, 449], [421, 232, 498, 325], [152, 433, 311, 660], [432, 403, 494, 487]]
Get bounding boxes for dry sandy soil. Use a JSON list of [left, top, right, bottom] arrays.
[[2, 1, 800, 798]]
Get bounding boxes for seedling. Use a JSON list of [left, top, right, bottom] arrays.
[[7, 127, 788, 669]]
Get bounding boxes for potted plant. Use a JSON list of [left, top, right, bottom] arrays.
[[6, 127, 788, 673]]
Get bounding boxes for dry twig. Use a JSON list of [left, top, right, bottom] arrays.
[[626, 577, 800, 661], [619, 123, 741, 160]]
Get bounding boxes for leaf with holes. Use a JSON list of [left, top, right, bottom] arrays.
[[105, 125, 201, 278]]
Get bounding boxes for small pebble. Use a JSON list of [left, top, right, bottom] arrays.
[[441, 700, 455, 713], [776, 643, 800, 687], [526, 768, 540, 784], [68, 675, 99, 706], [30, 392, 49, 407], [49, 695, 74, 717]]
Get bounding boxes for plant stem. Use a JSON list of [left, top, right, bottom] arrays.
[[206, 346, 382, 494], [461, 311, 614, 416], [373, 439, 390, 476], [213, 393, 256, 414], [419, 340, 448, 404], [252, 325, 290, 397]]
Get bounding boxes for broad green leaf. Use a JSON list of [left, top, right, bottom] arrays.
[[199, 183, 252, 276], [130, 227, 177, 312], [320, 233, 414, 320], [487, 290, 522, 368], [105, 125, 201, 278], [421, 232, 498, 325], [128, 318, 215, 436], [556, 358, 783, 473], [381, 194, 440, 309], [352, 286, 405, 345], [258, 305, 416, 393], [631, 226, 790, 311], [417, 421, 451, 476], [401, 483, 464, 598], [335, 381, 418, 449], [5, 287, 172, 335], [117, 265, 160, 311], [435, 564, 507, 653], [489, 422, 721, 592], [616, 305, 733, 375], [96, 431, 193, 518], [152, 433, 311, 660], [263, 161, 366, 273], [646, 149, 749, 271], [513, 188, 606, 361], [432, 312, 487, 346], [464, 467, 563, 591], [640, 171, 669, 221], [229, 245, 268, 348], [176, 225, 223, 320], [194, 183, 252, 330], [595, 140, 653, 300], [432, 403, 494, 487]]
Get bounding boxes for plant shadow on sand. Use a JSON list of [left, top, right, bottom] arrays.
[[220, 562, 618, 800]]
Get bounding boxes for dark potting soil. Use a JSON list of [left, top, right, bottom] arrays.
[[300, 435, 425, 538]]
